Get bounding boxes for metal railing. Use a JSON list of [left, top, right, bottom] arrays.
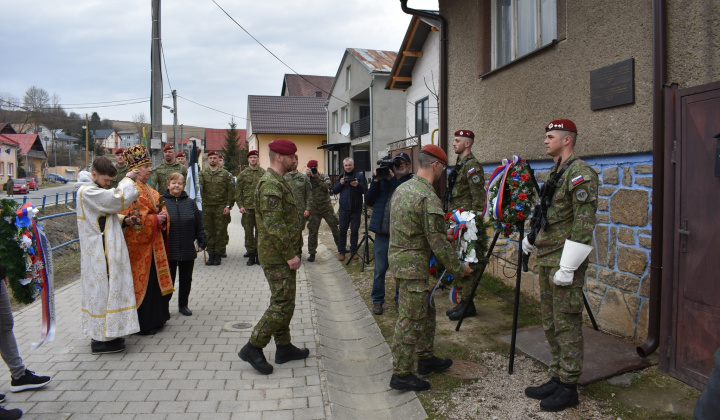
[[37, 211, 79, 251], [10, 191, 77, 212], [350, 116, 370, 139]]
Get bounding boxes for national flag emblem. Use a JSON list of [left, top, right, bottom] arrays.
[[571, 175, 585, 186], [468, 168, 476, 175]]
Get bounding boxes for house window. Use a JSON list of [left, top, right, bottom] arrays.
[[359, 106, 370, 119], [415, 97, 429, 135], [0, 162, 4, 175], [315, 91, 322, 97], [332, 111, 338, 133], [8, 163, 13, 177], [345, 65, 351, 91], [492, 0, 557, 69], [341, 107, 348, 124]]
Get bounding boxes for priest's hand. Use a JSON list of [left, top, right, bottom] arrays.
[[157, 209, 167, 225], [126, 171, 138, 180]]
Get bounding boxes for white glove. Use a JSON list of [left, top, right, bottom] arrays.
[[553, 239, 594, 287], [522, 237, 536, 255]]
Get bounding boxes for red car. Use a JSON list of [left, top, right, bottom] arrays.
[[13, 179, 29, 194], [25, 178, 38, 191]]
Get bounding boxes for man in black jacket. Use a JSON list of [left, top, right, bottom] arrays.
[[333, 157, 367, 261], [365, 152, 413, 314]]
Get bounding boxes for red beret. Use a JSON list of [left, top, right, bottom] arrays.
[[454, 130, 475, 140], [268, 139, 297, 155], [247, 150, 259, 158], [218, 155, 224, 160], [307, 159, 318, 168], [420, 144, 448, 164], [208, 151, 218, 157], [114, 148, 125, 155], [546, 119, 577, 133], [175, 152, 185, 158], [163, 144, 174, 151]]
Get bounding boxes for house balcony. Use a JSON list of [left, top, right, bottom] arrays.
[[350, 116, 370, 139]]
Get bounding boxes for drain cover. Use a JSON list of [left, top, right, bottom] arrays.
[[232, 323, 252, 330], [444, 360, 488, 379]]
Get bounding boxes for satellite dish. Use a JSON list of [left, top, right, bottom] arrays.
[[340, 123, 350, 137]]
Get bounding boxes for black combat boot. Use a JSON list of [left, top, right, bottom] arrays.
[[205, 254, 216, 266], [448, 300, 477, 321], [389, 374, 431, 392], [275, 343, 310, 364], [238, 342, 273, 375], [246, 253, 256, 266], [417, 356, 453, 376], [213, 254, 222, 266], [525, 377, 561, 399], [540, 381, 579, 412], [243, 251, 250, 258], [307, 254, 315, 262], [446, 302, 463, 316], [221, 250, 227, 258]]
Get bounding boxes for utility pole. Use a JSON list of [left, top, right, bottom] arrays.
[[151, 0, 163, 156], [85, 113, 89, 170], [172, 89, 178, 151]]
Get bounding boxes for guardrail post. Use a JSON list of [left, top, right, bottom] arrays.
[[55, 193, 59, 207], [65, 192, 68, 206], [73, 191, 77, 207], [41, 195, 47, 213]]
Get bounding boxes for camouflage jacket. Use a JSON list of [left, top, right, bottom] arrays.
[[150, 161, 187, 193], [235, 166, 266, 210], [449, 152, 486, 213], [199, 166, 234, 207], [109, 164, 129, 189], [284, 171, 311, 214], [389, 176, 466, 284], [535, 153, 598, 266], [308, 173, 333, 213], [255, 168, 302, 264]]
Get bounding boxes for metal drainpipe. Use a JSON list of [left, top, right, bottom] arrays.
[[638, 0, 666, 358], [370, 74, 375, 173], [400, 0, 448, 185]]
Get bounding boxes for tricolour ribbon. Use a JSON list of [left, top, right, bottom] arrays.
[[483, 155, 525, 219], [30, 219, 56, 349]]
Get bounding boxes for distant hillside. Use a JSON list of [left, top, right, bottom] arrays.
[[110, 121, 212, 139]]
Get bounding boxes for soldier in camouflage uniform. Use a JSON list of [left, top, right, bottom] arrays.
[[446, 129, 487, 321], [238, 139, 308, 375], [284, 156, 311, 254], [150, 144, 187, 192], [198, 151, 234, 266], [235, 150, 266, 265], [108, 148, 129, 189], [388, 145, 474, 392], [305, 160, 340, 262], [523, 119, 598, 412], [218, 155, 232, 258]]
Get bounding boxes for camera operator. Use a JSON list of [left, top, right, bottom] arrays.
[[365, 152, 413, 315], [332, 157, 367, 261]]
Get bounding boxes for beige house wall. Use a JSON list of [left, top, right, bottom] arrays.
[[0, 146, 18, 185], [440, 0, 654, 164], [254, 134, 326, 174], [666, 1, 720, 89]]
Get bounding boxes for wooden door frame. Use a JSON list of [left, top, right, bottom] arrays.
[[660, 80, 720, 389]]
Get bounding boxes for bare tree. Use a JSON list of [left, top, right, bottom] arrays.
[[23, 85, 50, 133], [132, 112, 150, 142]]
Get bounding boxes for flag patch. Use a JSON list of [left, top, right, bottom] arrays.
[[571, 175, 585, 186], [468, 168, 476, 175]]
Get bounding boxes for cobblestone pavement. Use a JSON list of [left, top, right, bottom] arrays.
[[1, 208, 426, 419]]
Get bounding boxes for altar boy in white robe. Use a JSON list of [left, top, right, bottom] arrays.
[[76, 157, 142, 354]]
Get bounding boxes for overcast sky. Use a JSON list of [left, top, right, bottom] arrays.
[[2, 0, 438, 131]]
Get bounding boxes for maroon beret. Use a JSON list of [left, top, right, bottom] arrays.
[[420, 144, 448, 164], [208, 151, 218, 157], [307, 159, 318, 168], [218, 155, 224, 160], [454, 130, 475, 140], [175, 152, 185, 158], [163, 144, 174, 151], [546, 119, 577, 133], [114, 148, 125, 155], [247, 150, 259, 158], [268, 139, 297, 155]]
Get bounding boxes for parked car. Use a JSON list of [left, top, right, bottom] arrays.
[[47, 173, 68, 184], [25, 178, 38, 191], [13, 179, 29, 194]]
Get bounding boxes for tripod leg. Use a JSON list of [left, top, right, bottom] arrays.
[[583, 291, 599, 331], [509, 225, 524, 374]]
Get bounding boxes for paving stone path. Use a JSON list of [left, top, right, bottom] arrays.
[[1, 208, 426, 419]]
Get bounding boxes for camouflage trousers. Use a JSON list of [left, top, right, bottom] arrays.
[[307, 208, 340, 254], [391, 278, 435, 376], [250, 264, 296, 348], [202, 205, 229, 254], [538, 264, 586, 384], [296, 212, 307, 251], [241, 209, 258, 254], [222, 213, 231, 250]]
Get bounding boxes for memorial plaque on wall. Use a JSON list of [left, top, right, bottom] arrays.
[[590, 58, 635, 110]]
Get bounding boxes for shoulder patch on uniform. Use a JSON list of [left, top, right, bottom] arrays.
[[468, 167, 476, 175], [575, 188, 589, 202], [266, 195, 280, 209], [472, 174, 481, 184], [571, 175, 585, 186]]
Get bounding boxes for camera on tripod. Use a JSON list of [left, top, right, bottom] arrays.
[[376, 154, 395, 179]]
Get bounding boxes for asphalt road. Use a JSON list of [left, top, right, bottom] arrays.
[[4, 182, 78, 206]]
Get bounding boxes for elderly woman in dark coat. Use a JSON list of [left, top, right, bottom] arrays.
[[162, 172, 207, 316]]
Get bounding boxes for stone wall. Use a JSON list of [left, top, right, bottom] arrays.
[[484, 153, 653, 342]]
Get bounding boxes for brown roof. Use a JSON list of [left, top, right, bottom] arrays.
[[282, 74, 334, 98], [347, 48, 397, 72], [204, 128, 247, 152], [247, 96, 326, 135], [2, 134, 44, 156], [387, 16, 440, 90]]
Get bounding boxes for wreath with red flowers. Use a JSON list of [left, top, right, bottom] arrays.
[[485, 156, 536, 237]]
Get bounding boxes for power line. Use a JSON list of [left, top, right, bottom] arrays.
[[58, 97, 151, 106], [161, 41, 173, 93], [177, 95, 246, 121], [210, 0, 348, 105]]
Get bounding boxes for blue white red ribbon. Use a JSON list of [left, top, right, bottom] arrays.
[[449, 286, 460, 304], [484, 155, 525, 219], [30, 218, 56, 349]]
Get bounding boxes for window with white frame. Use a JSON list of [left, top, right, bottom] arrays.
[[345, 65, 351, 91], [492, 0, 557, 69], [8, 163, 13, 177], [341, 106, 348, 124], [332, 111, 338, 133], [0, 162, 4, 175], [415, 97, 430, 135]]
